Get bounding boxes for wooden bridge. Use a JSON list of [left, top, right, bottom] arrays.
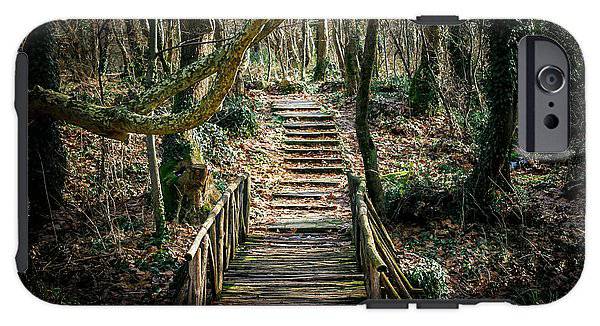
[[179, 99, 419, 305]]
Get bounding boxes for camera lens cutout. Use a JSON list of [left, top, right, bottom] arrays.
[[544, 114, 559, 129], [537, 65, 565, 93]]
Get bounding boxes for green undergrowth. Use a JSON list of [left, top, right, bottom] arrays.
[[404, 256, 450, 299], [382, 161, 463, 222], [211, 95, 260, 138], [371, 76, 411, 98]]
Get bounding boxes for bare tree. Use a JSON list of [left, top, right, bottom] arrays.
[[356, 20, 385, 216], [22, 22, 66, 222], [313, 19, 329, 81], [343, 20, 360, 96], [466, 21, 525, 214]]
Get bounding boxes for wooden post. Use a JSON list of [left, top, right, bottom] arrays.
[[237, 181, 244, 242], [236, 183, 242, 245], [226, 191, 234, 269], [223, 192, 230, 269], [200, 236, 209, 304], [244, 175, 251, 235], [216, 203, 225, 295], [381, 272, 400, 299], [182, 173, 253, 305], [230, 190, 238, 257], [190, 249, 202, 304], [209, 223, 221, 298], [368, 262, 382, 299]]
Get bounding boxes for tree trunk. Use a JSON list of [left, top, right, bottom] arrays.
[[466, 21, 523, 214], [300, 20, 308, 80], [356, 20, 385, 216], [381, 34, 389, 80], [22, 22, 67, 223], [313, 19, 328, 81], [160, 19, 211, 222], [144, 20, 167, 241], [124, 20, 144, 78], [343, 20, 360, 96], [408, 26, 439, 115], [113, 23, 132, 76], [266, 36, 272, 82], [331, 20, 346, 80]]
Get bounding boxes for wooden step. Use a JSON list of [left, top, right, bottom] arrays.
[[265, 221, 346, 233], [279, 178, 341, 186], [272, 105, 321, 112], [285, 131, 339, 138], [271, 203, 338, 210], [283, 122, 337, 130], [283, 148, 342, 155], [287, 166, 345, 174], [272, 191, 330, 199], [284, 157, 344, 164], [273, 100, 317, 106], [284, 139, 340, 146], [275, 112, 333, 120]]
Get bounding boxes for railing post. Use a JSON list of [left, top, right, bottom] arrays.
[[182, 173, 252, 305], [209, 222, 221, 299], [244, 174, 251, 236], [222, 192, 231, 270], [199, 236, 209, 304]]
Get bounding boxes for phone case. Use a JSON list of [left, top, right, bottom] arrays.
[[16, 18, 585, 306]]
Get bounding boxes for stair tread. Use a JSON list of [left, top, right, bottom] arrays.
[[283, 123, 337, 130]]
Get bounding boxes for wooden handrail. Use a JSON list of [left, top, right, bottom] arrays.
[[347, 172, 422, 300], [179, 173, 251, 305]]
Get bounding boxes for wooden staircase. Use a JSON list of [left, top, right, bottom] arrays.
[[218, 98, 366, 305]]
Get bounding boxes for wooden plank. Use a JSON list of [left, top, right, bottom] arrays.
[[283, 148, 342, 154], [284, 139, 340, 146], [287, 166, 345, 174], [283, 122, 337, 130], [270, 203, 337, 210], [272, 106, 321, 112], [279, 178, 341, 186], [275, 112, 333, 120], [265, 222, 344, 233], [284, 157, 343, 164], [285, 131, 339, 138], [272, 191, 329, 199]]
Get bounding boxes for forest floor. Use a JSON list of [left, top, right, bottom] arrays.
[[23, 91, 272, 304], [24, 86, 584, 305], [318, 88, 585, 304]]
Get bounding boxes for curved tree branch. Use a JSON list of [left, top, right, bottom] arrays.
[[130, 19, 282, 114], [29, 19, 281, 141]]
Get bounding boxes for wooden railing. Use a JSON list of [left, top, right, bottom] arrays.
[[179, 173, 251, 305], [348, 173, 422, 300]]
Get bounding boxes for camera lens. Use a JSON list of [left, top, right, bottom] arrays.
[[544, 114, 559, 129], [537, 65, 565, 93]]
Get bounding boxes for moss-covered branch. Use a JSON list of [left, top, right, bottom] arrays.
[[29, 19, 278, 141]]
